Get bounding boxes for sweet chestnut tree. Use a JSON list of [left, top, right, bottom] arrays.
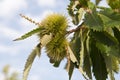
[[15, 0, 120, 80]]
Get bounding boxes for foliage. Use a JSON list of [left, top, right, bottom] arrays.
[[15, 0, 120, 80], [2, 65, 20, 80]]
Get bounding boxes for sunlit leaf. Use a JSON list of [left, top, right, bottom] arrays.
[[83, 51, 92, 79], [111, 56, 119, 73], [78, 8, 85, 22], [99, 8, 120, 28], [112, 27, 120, 43], [78, 0, 89, 7], [103, 54, 115, 80], [96, 42, 120, 58], [23, 43, 41, 80]]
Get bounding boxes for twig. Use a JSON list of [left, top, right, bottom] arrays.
[[20, 14, 40, 26], [67, 22, 84, 34]]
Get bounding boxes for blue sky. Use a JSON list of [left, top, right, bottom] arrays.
[[0, 0, 120, 80]]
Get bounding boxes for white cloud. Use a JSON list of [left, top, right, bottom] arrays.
[[0, 45, 20, 55], [0, 73, 5, 80], [0, 24, 20, 39], [29, 75, 40, 80], [98, 0, 109, 7], [0, 36, 38, 56], [39, 10, 53, 19], [19, 10, 53, 29], [37, 0, 56, 7], [0, 0, 27, 18]]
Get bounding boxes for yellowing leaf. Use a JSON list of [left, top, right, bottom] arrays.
[[23, 44, 41, 80], [35, 43, 41, 57], [40, 33, 53, 47], [78, 8, 85, 23], [67, 45, 79, 65]]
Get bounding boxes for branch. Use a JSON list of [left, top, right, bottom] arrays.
[[67, 22, 84, 34]]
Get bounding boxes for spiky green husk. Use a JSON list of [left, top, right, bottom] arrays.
[[38, 13, 68, 62], [46, 35, 67, 62], [38, 13, 68, 36]]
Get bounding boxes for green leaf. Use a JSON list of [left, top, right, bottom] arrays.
[[78, 8, 85, 22], [103, 54, 115, 80], [67, 0, 79, 25], [23, 44, 41, 80], [83, 35, 92, 79], [88, 1, 96, 10], [95, 0, 101, 5], [67, 0, 74, 17], [112, 27, 120, 43], [70, 31, 81, 62], [90, 30, 118, 46], [96, 42, 109, 53], [99, 8, 120, 28], [108, 45, 120, 58], [90, 39, 108, 80], [3, 65, 10, 75], [107, 0, 120, 9], [83, 51, 92, 79], [78, 0, 89, 7], [111, 56, 119, 73], [103, 55, 119, 74], [14, 27, 42, 41], [65, 60, 74, 80], [84, 11, 104, 31], [96, 42, 120, 58], [78, 66, 89, 80], [68, 61, 74, 80], [53, 61, 61, 67]]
